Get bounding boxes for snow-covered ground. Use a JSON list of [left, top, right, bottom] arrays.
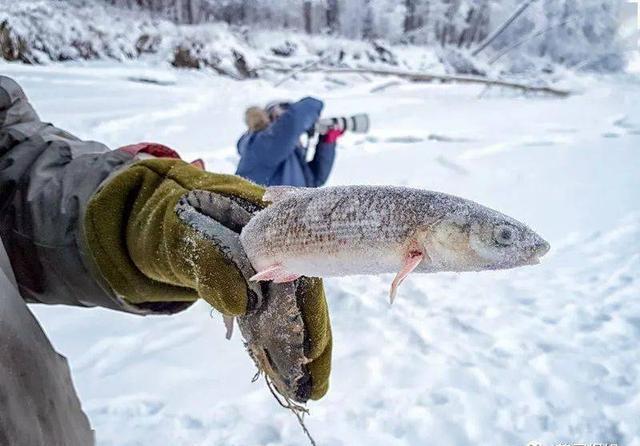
[[2, 60, 639, 446]]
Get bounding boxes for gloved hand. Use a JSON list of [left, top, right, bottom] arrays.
[[319, 127, 344, 144], [83, 159, 332, 402]]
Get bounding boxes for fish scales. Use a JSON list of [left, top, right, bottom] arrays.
[[251, 187, 427, 255]]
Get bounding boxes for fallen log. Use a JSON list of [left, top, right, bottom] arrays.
[[308, 67, 571, 97]]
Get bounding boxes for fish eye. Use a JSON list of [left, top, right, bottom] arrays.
[[493, 225, 516, 246]]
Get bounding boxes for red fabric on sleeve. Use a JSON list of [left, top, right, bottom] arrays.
[[118, 143, 206, 170], [118, 142, 182, 159]]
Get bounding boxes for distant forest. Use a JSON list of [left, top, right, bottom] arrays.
[[103, 1, 622, 63]]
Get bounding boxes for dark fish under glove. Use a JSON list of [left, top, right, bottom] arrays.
[[83, 159, 332, 402], [175, 189, 330, 403]]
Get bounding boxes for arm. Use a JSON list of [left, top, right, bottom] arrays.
[[0, 75, 248, 314], [246, 97, 323, 168], [0, 241, 93, 446], [0, 76, 332, 401], [0, 76, 145, 312], [308, 139, 337, 187]]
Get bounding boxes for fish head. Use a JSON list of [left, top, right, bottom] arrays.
[[423, 204, 550, 272]]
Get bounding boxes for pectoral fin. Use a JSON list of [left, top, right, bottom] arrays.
[[273, 273, 301, 283], [249, 264, 284, 281], [223, 315, 235, 340], [249, 264, 299, 283], [389, 250, 424, 304]]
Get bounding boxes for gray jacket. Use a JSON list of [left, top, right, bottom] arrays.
[[2, 76, 137, 311], [0, 240, 94, 445], [0, 76, 185, 444]]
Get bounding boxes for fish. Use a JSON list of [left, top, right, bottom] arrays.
[[239, 185, 550, 302]]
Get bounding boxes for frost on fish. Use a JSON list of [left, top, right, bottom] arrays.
[[240, 185, 550, 301]]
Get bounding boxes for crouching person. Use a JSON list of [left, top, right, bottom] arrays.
[[0, 76, 332, 445], [235, 98, 343, 187]]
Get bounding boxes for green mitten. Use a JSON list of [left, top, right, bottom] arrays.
[[83, 159, 332, 401]]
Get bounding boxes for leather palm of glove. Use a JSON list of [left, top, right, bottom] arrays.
[[83, 159, 332, 402]]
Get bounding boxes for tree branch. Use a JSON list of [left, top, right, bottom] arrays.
[[301, 67, 570, 97], [472, 0, 538, 56], [488, 19, 574, 65]]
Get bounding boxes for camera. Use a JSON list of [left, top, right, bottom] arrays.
[[315, 114, 370, 135]]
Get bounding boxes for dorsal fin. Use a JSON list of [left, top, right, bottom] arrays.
[[262, 186, 308, 203]]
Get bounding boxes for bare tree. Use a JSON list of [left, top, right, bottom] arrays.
[[303, 1, 312, 34], [362, 0, 374, 39], [472, 0, 538, 56], [404, 0, 418, 34], [326, 0, 339, 34]]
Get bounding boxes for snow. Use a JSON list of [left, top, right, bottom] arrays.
[[2, 59, 639, 445]]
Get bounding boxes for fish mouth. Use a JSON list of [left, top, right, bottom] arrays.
[[523, 257, 541, 266], [522, 239, 550, 266], [533, 239, 551, 257]]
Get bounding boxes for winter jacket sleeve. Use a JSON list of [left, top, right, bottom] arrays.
[[0, 242, 94, 446], [307, 139, 337, 187], [0, 75, 190, 315], [244, 97, 323, 168]]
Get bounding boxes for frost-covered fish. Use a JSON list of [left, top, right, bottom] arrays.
[[240, 185, 550, 302]]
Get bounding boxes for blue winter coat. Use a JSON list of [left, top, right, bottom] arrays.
[[235, 97, 336, 187]]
